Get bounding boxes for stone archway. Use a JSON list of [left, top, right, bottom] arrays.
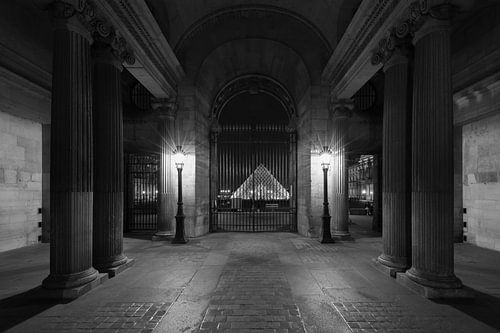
[[209, 75, 298, 232]]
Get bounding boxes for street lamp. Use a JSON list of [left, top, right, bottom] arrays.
[[172, 146, 187, 244], [320, 146, 334, 243]]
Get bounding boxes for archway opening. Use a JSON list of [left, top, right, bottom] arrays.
[[210, 77, 297, 233], [218, 92, 289, 125]]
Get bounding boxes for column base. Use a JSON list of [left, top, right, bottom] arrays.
[[41, 272, 108, 300], [320, 237, 335, 244], [171, 237, 188, 244], [152, 231, 174, 241], [332, 231, 353, 241], [375, 254, 409, 278], [100, 258, 135, 278], [94, 254, 128, 271], [396, 271, 474, 299]]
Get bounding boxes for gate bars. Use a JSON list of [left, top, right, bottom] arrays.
[[125, 153, 159, 231], [210, 124, 297, 232]]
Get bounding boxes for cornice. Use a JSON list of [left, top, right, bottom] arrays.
[[322, 0, 400, 87], [93, 0, 184, 99], [453, 72, 500, 125], [0, 42, 52, 92], [0, 66, 51, 124]]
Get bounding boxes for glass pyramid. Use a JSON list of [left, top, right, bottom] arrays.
[[231, 164, 290, 200]]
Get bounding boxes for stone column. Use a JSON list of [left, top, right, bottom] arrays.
[[377, 45, 413, 273], [329, 100, 353, 240], [92, 35, 132, 275], [42, 1, 98, 293], [404, 14, 462, 290], [152, 100, 177, 240], [372, 154, 382, 232]]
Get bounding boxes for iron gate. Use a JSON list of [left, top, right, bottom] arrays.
[[125, 153, 159, 231], [210, 125, 297, 232]]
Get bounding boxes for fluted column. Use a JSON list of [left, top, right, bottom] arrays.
[[92, 37, 129, 272], [405, 14, 461, 289], [377, 47, 412, 272], [329, 100, 353, 240], [153, 100, 177, 240], [43, 1, 98, 290]]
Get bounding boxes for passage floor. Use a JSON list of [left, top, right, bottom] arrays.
[[1, 218, 500, 332]]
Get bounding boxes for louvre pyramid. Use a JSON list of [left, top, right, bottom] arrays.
[[231, 164, 290, 200]]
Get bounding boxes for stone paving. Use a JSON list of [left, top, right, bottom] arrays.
[[197, 267, 306, 332], [0, 221, 499, 333], [39, 302, 169, 332]]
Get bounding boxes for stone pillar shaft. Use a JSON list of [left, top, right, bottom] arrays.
[[43, 10, 97, 289], [378, 52, 412, 270], [406, 17, 461, 288], [92, 42, 128, 271], [154, 103, 177, 239], [330, 105, 352, 239]]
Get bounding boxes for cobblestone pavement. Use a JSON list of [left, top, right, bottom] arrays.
[[39, 302, 169, 332], [197, 267, 306, 332], [1, 229, 499, 333]]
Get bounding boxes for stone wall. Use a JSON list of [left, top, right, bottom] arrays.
[[296, 89, 313, 237], [0, 110, 42, 252], [463, 113, 500, 251]]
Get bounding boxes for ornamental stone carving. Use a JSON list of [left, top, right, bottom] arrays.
[[329, 98, 354, 119], [371, 0, 462, 66], [49, 0, 135, 65]]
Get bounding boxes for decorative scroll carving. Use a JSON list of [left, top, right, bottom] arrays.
[[49, 1, 135, 65], [211, 74, 296, 120], [371, 0, 460, 66]]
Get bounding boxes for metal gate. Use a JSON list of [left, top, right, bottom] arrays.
[[210, 125, 297, 232], [125, 153, 159, 231]]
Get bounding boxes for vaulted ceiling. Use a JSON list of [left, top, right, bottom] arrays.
[[145, 0, 361, 105]]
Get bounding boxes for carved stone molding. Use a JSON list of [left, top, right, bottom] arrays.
[[49, 1, 135, 65], [94, 0, 184, 99], [322, 0, 399, 90], [93, 31, 135, 66], [329, 98, 354, 119], [371, 0, 462, 66], [211, 74, 296, 120]]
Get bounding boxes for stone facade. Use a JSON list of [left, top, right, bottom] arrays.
[[463, 114, 500, 251], [0, 110, 42, 252]]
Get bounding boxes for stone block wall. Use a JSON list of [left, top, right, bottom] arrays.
[[296, 90, 313, 237], [307, 85, 330, 237], [0, 110, 42, 252], [462, 113, 500, 251]]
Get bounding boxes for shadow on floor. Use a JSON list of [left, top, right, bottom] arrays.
[[434, 288, 500, 331], [0, 287, 69, 332]]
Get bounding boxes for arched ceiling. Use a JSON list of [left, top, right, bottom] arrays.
[[145, 0, 353, 105], [173, 5, 332, 83], [158, 0, 342, 48], [196, 39, 310, 106]]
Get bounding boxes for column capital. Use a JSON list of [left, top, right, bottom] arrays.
[[152, 98, 177, 120], [92, 31, 136, 70], [372, 29, 413, 67], [49, 1, 135, 66], [329, 98, 354, 119]]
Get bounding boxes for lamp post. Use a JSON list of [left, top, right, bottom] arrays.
[[172, 146, 187, 244], [320, 146, 334, 243]]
